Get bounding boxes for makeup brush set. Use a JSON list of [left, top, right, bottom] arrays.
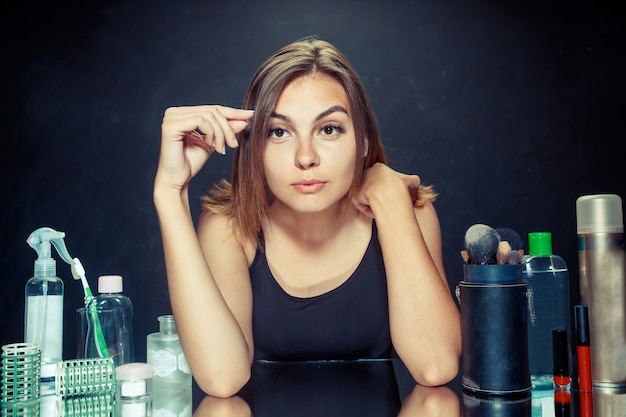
[[457, 224, 532, 396], [460, 224, 524, 265]]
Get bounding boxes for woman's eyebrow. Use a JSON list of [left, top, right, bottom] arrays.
[[270, 105, 349, 125], [314, 105, 349, 122]]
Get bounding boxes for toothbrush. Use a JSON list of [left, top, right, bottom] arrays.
[[71, 258, 110, 359]]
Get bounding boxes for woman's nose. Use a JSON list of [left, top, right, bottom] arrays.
[[295, 139, 320, 169]]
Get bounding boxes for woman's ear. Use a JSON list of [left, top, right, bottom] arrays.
[[363, 137, 369, 157]]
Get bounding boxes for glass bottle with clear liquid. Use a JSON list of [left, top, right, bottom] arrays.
[[522, 232, 570, 390], [147, 314, 192, 391]]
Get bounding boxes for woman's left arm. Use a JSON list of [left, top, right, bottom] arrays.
[[353, 163, 461, 386]]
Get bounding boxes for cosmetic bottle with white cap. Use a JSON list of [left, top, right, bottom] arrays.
[[576, 194, 626, 388], [85, 275, 134, 366]]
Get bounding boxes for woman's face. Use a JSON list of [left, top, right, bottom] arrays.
[[263, 74, 357, 215]]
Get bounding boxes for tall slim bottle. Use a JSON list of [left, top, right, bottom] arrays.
[[521, 232, 570, 390], [24, 227, 75, 395], [25, 264, 63, 396], [576, 194, 626, 387]]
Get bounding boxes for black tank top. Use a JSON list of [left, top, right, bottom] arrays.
[[249, 222, 392, 361]]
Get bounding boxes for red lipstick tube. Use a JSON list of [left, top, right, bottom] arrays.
[[575, 304, 593, 392]]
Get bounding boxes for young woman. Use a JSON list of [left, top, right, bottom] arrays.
[[154, 37, 461, 398]]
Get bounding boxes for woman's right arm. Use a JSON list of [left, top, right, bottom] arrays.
[[153, 106, 254, 398]]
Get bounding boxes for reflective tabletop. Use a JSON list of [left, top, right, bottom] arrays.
[[4, 359, 626, 416], [192, 359, 459, 417], [189, 359, 626, 417]]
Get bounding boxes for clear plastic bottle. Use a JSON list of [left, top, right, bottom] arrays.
[[24, 227, 75, 395], [85, 275, 134, 366], [147, 315, 192, 391], [25, 269, 63, 395], [521, 232, 570, 390]]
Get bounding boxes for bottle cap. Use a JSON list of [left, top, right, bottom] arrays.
[[98, 275, 123, 293], [528, 232, 552, 256], [576, 194, 624, 233], [116, 362, 153, 380], [575, 304, 590, 346]]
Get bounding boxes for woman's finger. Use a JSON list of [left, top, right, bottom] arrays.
[[167, 106, 253, 154]]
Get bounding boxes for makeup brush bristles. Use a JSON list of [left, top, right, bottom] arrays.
[[462, 224, 523, 265], [496, 241, 511, 265]]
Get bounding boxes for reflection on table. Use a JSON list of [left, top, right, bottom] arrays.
[[190, 359, 626, 417], [194, 359, 460, 417], [3, 359, 626, 416]]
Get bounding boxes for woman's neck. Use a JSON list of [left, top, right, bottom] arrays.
[[264, 200, 364, 247]]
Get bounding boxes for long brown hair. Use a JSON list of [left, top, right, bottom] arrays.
[[202, 37, 436, 245]]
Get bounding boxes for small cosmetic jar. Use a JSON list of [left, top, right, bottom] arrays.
[[115, 363, 153, 400]]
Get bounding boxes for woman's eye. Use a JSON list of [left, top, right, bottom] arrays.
[[268, 128, 287, 138], [321, 125, 344, 136]]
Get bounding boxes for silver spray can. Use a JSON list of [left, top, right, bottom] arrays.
[[576, 194, 626, 387]]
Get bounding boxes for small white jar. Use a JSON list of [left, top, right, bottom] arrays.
[[115, 362, 153, 400]]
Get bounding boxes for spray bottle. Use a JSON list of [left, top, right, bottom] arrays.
[[25, 226, 75, 395], [576, 194, 626, 387]]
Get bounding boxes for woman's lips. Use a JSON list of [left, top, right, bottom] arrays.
[[292, 180, 326, 193]]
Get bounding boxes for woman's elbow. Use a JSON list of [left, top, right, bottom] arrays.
[[411, 352, 460, 387], [195, 367, 251, 398]]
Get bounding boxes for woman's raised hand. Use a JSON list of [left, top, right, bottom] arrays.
[[352, 162, 422, 218], [156, 105, 254, 191]]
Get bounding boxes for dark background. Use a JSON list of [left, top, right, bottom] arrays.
[[1, 0, 624, 367]]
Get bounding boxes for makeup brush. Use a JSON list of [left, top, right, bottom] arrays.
[[496, 241, 511, 265], [495, 227, 523, 250], [496, 227, 524, 264], [464, 224, 501, 264], [507, 250, 522, 264]]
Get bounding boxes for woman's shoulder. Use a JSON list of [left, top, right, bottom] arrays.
[[198, 211, 258, 265]]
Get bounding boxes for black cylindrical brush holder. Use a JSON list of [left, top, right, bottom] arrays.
[[459, 264, 531, 395]]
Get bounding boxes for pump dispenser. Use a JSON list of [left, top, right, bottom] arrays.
[[25, 226, 75, 395]]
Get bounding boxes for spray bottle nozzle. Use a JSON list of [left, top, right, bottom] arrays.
[[27, 227, 75, 277]]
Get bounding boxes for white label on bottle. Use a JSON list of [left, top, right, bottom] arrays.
[[149, 349, 177, 377], [178, 353, 191, 374], [25, 295, 63, 364]]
